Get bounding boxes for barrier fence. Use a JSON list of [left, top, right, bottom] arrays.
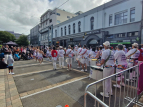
[[84, 65, 143, 107]]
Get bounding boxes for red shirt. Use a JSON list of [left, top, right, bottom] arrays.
[[51, 50, 58, 57], [138, 49, 143, 61]]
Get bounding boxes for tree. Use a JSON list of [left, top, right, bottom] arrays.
[[16, 35, 29, 46], [0, 31, 16, 43]]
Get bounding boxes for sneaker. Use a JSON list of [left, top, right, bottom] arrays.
[[11, 72, 15, 75], [85, 69, 87, 72], [77, 67, 81, 68], [67, 69, 69, 71], [100, 92, 109, 98], [120, 83, 125, 86], [113, 84, 121, 88], [81, 69, 84, 72], [126, 79, 134, 82], [9, 72, 11, 74]]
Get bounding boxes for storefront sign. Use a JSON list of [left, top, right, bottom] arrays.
[[68, 42, 79, 45], [84, 30, 100, 36], [110, 42, 131, 45]]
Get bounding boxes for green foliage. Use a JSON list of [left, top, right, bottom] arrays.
[[16, 35, 29, 46], [0, 31, 16, 43]]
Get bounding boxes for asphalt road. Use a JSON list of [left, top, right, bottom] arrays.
[[13, 58, 135, 107]]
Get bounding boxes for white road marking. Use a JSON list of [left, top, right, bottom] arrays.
[[21, 76, 88, 99], [13, 68, 60, 77], [14, 62, 51, 68]]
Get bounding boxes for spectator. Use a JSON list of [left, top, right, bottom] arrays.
[[7, 55, 14, 74]]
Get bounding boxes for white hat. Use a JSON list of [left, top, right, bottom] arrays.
[[59, 46, 63, 48], [123, 45, 126, 48], [132, 43, 138, 47], [103, 41, 110, 47]]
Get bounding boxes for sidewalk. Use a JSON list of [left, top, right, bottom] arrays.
[[0, 69, 23, 107]]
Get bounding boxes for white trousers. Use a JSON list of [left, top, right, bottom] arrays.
[[52, 57, 57, 69], [4, 54, 8, 64], [103, 67, 114, 94], [74, 54, 78, 62], [67, 58, 72, 65], [59, 57, 64, 67]]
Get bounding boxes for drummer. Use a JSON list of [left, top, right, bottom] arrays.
[[97, 41, 114, 97]]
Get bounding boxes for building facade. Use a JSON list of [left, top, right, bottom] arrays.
[[39, 8, 77, 47], [53, 0, 142, 48], [7, 31, 22, 39], [30, 24, 40, 46]]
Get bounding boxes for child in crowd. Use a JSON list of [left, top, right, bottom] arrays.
[[7, 55, 14, 74]]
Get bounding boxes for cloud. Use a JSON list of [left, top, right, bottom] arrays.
[[0, 0, 110, 35]]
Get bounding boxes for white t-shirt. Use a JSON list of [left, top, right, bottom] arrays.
[[124, 48, 127, 54], [114, 50, 127, 65], [46, 50, 49, 54], [66, 49, 74, 58], [126, 48, 140, 59], [101, 49, 114, 66], [78, 48, 82, 56], [80, 48, 88, 58], [74, 47, 78, 54], [89, 51, 97, 58], [58, 49, 65, 57]]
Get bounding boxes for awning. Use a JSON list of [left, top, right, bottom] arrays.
[[110, 42, 131, 45], [89, 39, 98, 44]]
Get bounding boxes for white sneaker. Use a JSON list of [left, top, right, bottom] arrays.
[[67, 69, 69, 71], [9, 72, 11, 74], [85, 69, 87, 72], [113, 84, 121, 88], [126, 79, 134, 82], [81, 69, 84, 72], [120, 83, 125, 86], [11, 72, 15, 75], [100, 92, 109, 98]]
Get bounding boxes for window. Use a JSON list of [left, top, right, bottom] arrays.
[[49, 19, 52, 23], [57, 13, 60, 16], [64, 26, 66, 35], [90, 17, 94, 30], [68, 25, 71, 35], [78, 21, 81, 32], [61, 28, 63, 36], [55, 30, 57, 37], [130, 8, 135, 22], [116, 33, 126, 38], [57, 20, 60, 24], [109, 15, 112, 26], [128, 31, 139, 37], [115, 11, 127, 25], [73, 23, 75, 33], [67, 16, 70, 18]]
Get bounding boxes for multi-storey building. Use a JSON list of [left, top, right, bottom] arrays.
[[7, 31, 22, 39], [53, 0, 143, 48], [30, 24, 39, 46], [39, 8, 77, 46]]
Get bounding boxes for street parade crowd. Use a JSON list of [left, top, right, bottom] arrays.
[[0, 41, 143, 97]]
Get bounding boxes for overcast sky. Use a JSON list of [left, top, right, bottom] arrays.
[[0, 0, 110, 35]]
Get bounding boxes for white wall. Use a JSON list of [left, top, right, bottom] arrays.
[[104, 0, 142, 28]]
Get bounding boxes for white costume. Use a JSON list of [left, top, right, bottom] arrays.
[[74, 46, 78, 62], [126, 48, 140, 80], [66, 49, 74, 65], [80, 48, 88, 65], [101, 49, 114, 96], [114, 50, 127, 81], [77, 47, 82, 62], [58, 49, 65, 68]]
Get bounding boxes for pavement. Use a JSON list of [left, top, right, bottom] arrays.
[[0, 58, 143, 107]]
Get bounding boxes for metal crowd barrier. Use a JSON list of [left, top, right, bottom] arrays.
[[84, 65, 143, 107]]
